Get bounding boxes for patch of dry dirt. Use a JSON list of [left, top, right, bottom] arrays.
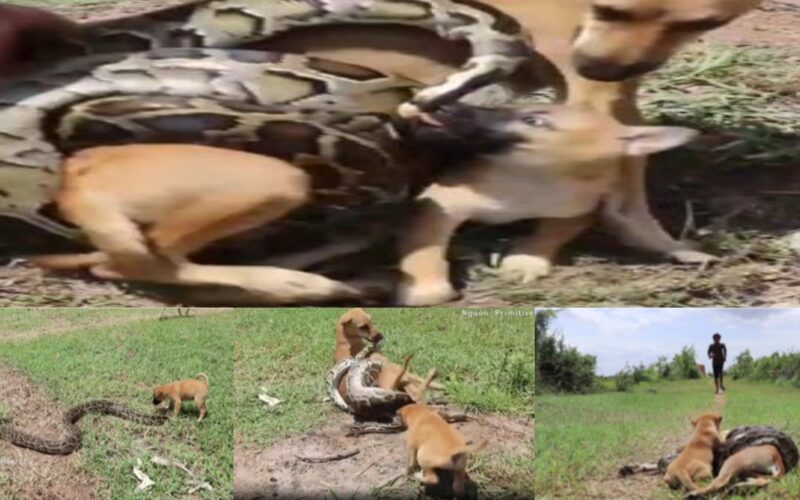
[[0, 363, 102, 499], [233, 411, 532, 499], [703, 0, 800, 47]]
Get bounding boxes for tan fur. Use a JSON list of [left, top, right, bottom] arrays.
[[397, 104, 696, 305], [688, 444, 785, 497], [398, 403, 488, 498], [153, 373, 209, 422], [664, 413, 724, 490], [28, 144, 368, 304], [333, 308, 443, 400]]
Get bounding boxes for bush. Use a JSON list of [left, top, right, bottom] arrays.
[[615, 368, 635, 392], [670, 346, 702, 380], [535, 310, 597, 394], [729, 350, 754, 380]]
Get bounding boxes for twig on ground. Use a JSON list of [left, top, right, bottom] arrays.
[[295, 449, 360, 463]]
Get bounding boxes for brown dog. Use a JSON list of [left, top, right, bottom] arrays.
[[334, 308, 442, 400], [687, 444, 785, 497], [664, 413, 724, 490], [398, 403, 488, 498], [153, 373, 209, 422], [28, 144, 367, 304], [250, 0, 761, 272]]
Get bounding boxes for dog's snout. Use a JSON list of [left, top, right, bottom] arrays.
[[573, 54, 661, 81], [152, 397, 160, 405], [371, 331, 384, 343]]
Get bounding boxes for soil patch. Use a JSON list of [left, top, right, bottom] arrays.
[[233, 411, 532, 499], [0, 363, 102, 499]]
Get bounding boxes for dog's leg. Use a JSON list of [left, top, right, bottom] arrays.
[[602, 156, 717, 264], [195, 395, 206, 422], [171, 398, 182, 418], [406, 445, 418, 475], [398, 203, 466, 306], [568, 78, 717, 264], [500, 214, 594, 283]]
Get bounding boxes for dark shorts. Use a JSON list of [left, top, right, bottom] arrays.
[[713, 362, 725, 378]]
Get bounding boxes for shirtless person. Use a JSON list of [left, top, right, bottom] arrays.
[[708, 333, 727, 395]]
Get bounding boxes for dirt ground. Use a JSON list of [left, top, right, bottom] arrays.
[[2, 0, 799, 307], [0, 363, 102, 499], [233, 411, 532, 499]]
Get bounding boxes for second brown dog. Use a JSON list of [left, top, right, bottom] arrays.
[[153, 373, 209, 422]]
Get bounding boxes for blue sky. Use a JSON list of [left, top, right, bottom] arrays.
[[541, 308, 800, 376]]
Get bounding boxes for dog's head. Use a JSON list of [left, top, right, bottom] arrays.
[[337, 308, 383, 348], [691, 412, 723, 430], [405, 103, 697, 175], [152, 388, 166, 405], [572, 0, 761, 81]]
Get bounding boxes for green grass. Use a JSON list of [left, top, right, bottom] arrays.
[[233, 308, 535, 495], [536, 378, 800, 499], [0, 309, 235, 499]]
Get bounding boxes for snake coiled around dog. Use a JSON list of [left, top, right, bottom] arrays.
[[327, 343, 412, 435], [0, 399, 168, 455], [36, 0, 534, 114]]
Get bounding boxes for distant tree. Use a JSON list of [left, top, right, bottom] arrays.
[[670, 346, 701, 380], [729, 350, 754, 380], [535, 309, 597, 394]]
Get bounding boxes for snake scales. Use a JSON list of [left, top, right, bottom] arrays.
[[1, 0, 536, 245], [0, 399, 168, 455], [327, 343, 413, 435]]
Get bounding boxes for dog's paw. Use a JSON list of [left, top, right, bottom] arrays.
[[89, 263, 126, 280], [499, 254, 551, 283], [669, 248, 719, 265], [397, 281, 459, 306]]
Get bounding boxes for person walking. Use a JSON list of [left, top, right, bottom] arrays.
[[708, 333, 727, 394]]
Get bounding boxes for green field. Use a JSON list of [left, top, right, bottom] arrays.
[[536, 378, 800, 499], [233, 308, 535, 497], [0, 309, 234, 499]]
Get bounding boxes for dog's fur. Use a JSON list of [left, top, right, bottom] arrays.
[[397, 103, 696, 305], [334, 308, 442, 400], [687, 444, 785, 497], [664, 413, 724, 491], [153, 373, 209, 422], [256, 0, 761, 272], [28, 144, 371, 304], [398, 403, 488, 498]]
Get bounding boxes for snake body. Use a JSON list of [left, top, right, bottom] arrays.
[[48, 0, 533, 112], [1, 0, 536, 245], [0, 48, 417, 238], [0, 399, 168, 455], [327, 343, 412, 434]]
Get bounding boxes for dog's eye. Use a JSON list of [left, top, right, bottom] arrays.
[[521, 114, 550, 128], [592, 5, 636, 22]]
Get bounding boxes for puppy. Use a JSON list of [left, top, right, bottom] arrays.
[[153, 373, 209, 422], [398, 403, 488, 498], [687, 444, 785, 498], [333, 308, 443, 401], [664, 413, 724, 490]]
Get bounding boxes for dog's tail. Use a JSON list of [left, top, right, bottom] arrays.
[[415, 368, 439, 403], [195, 373, 209, 384]]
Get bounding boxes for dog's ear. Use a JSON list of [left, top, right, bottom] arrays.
[[619, 126, 698, 156], [715, 415, 723, 426]]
